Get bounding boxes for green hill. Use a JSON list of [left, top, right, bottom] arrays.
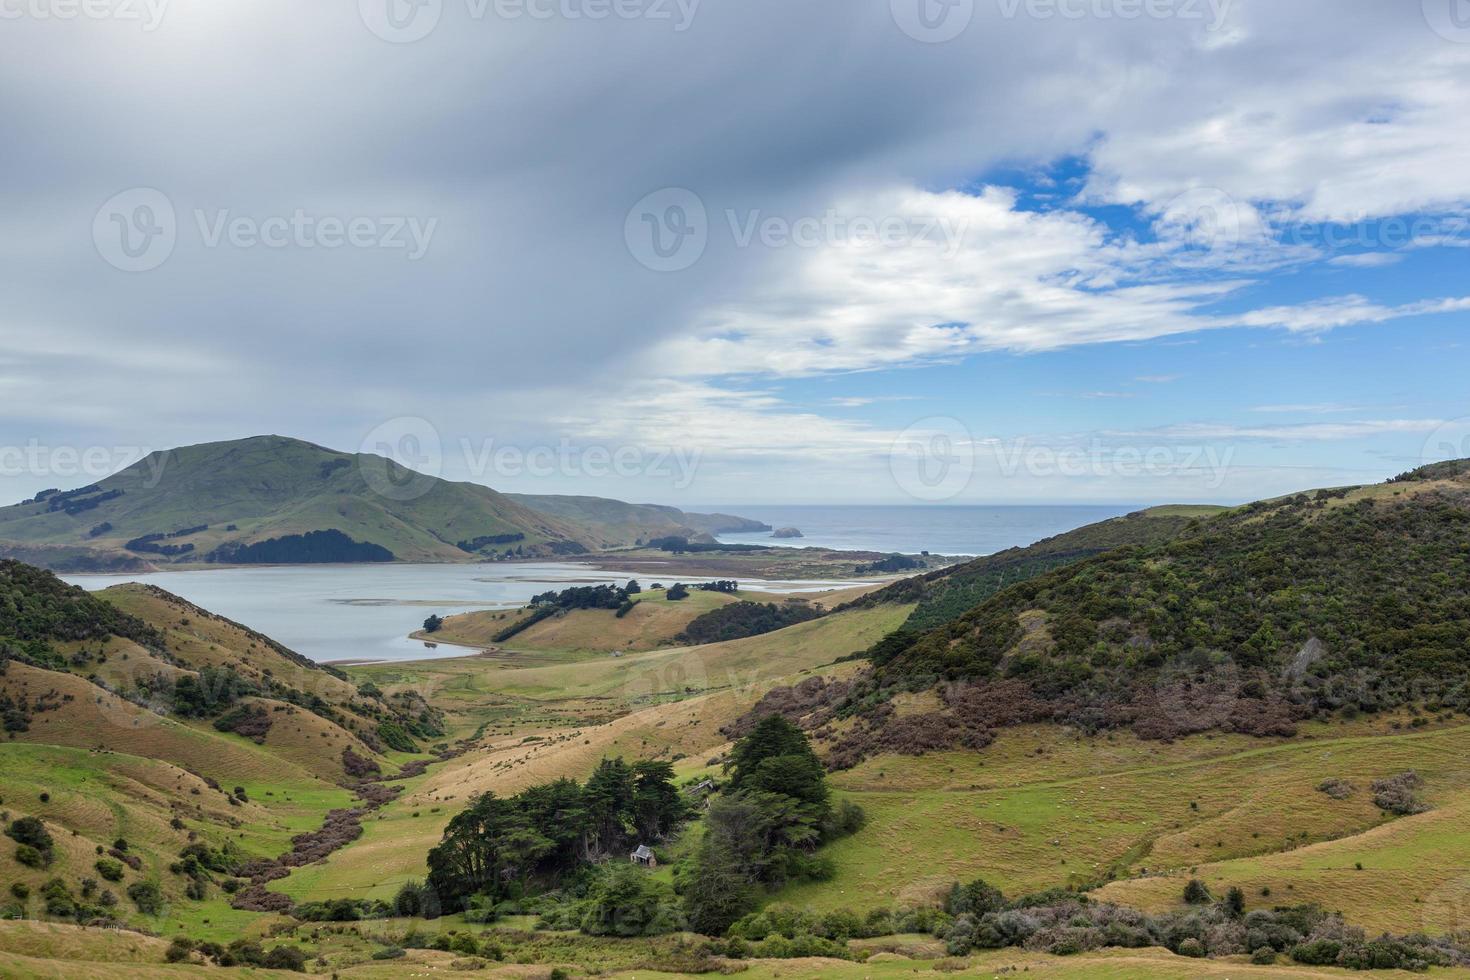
[[742, 466, 1470, 766], [0, 436, 764, 569], [843, 504, 1224, 633], [0, 558, 452, 934], [505, 493, 770, 545]]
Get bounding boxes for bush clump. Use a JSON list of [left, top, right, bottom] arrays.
[[1371, 771, 1429, 816]]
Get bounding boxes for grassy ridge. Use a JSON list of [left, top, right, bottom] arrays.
[[847, 504, 1220, 633], [780, 717, 1470, 933]]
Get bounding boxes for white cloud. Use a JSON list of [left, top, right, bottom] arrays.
[[1328, 253, 1403, 268]]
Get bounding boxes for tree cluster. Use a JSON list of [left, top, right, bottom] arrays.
[[680, 716, 861, 934], [678, 600, 821, 645], [424, 758, 688, 911]]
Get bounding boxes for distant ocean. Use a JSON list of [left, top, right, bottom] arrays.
[[708, 504, 1140, 557]]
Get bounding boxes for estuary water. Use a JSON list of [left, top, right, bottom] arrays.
[[63, 562, 867, 665], [64, 505, 1134, 665]]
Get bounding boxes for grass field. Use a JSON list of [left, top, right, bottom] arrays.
[[424, 586, 741, 655], [778, 715, 1470, 934], [0, 741, 354, 942], [270, 605, 909, 902]]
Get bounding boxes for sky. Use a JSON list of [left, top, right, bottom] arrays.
[[2, 0, 1468, 506]]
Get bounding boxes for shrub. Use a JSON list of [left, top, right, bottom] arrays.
[[825, 798, 867, 838], [376, 721, 418, 753], [95, 858, 125, 881], [392, 879, 440, 918], [127, 880, 164, 915], [1251, 946, 1277, 965], [1291, 938, 1343, 966], [262, 945, 308, 971], [1224, 886, 1245, 918], [40, 878, 74, 917], [9, 882, 28, 900], [372, 946, 406, 960], [1177, 937, 1206, 958], [948, 877, 1006, 918], [6, 816, 54, 852], [1371, 772, 1429, 816], [14, 844, 46, 867], [1317, 778, 1354, 800], [165, 937, 196, 963], [1183, 879, 1211, 904]]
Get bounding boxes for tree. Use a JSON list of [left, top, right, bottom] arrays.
[[625, 580, 642, 595], [1225, 885, 1246, 918], [948, 877, 1005, 917], [426, 792, 524, 906], [666, 583, 690, 600], [583, 758, 636, 858], [632, 760, 688, 840], [502, 826, 556, 895], [682, 835, 757, 936], [423, 614, 444, 633], [727, 716, 821, 790], [581, 862, 675, 936]]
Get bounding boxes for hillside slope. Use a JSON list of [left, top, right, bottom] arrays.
[[846, 504, 1224, 633], [739, 465, 1470, 766], [0, 559, 438, 770], [508, 493, 769, 544]]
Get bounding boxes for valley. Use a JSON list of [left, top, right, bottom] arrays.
[[3, 463, 1470, 977]]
